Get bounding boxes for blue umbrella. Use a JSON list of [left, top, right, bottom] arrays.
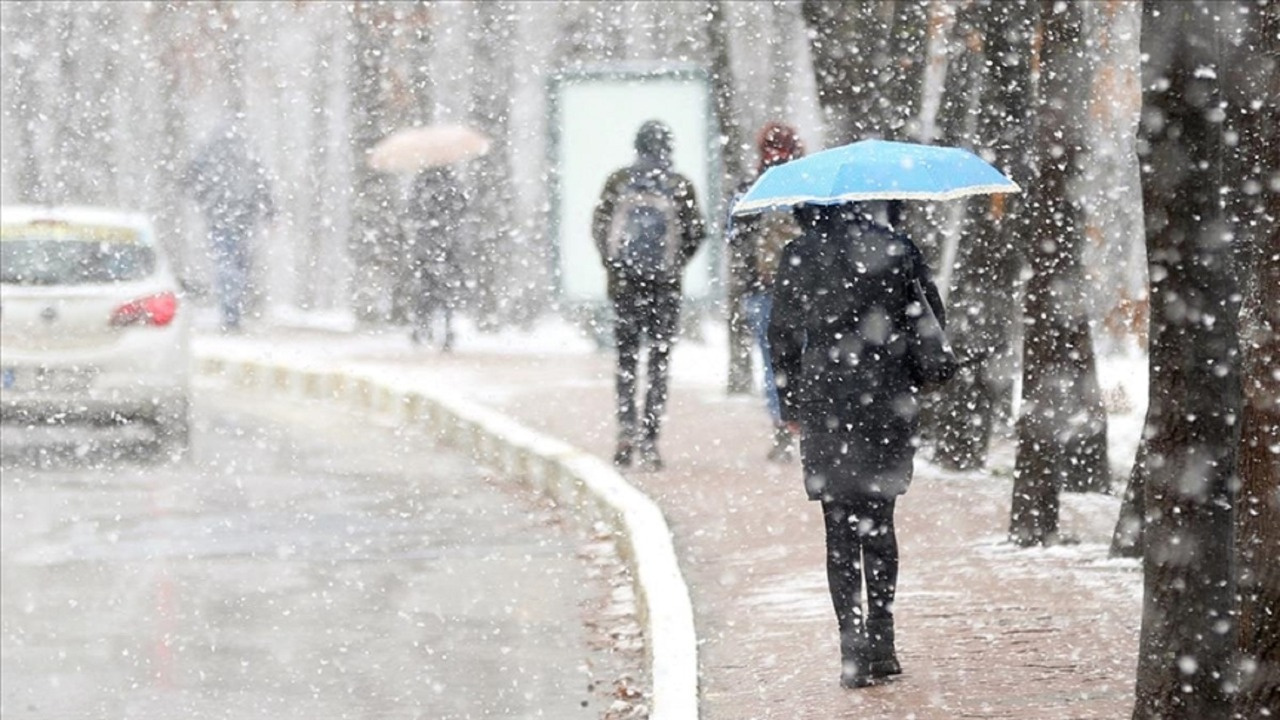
[[732, 139, 1020, 216]]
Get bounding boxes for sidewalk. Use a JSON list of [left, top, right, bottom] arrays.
[[204, 318, 1142, 719]]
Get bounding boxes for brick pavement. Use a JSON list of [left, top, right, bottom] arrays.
[[259, 329, 1142, 719]]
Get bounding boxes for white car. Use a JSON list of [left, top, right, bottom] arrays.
[[0, 205, 191, 452]]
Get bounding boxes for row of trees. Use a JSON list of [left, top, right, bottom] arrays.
[[0, 1, 820, 326], [793, 1, 1274, 717], [1, 2, 1149, 331]]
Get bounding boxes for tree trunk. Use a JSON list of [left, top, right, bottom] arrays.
[[935, 0, 1035, 471], [707, 0, 752, 395], [1232, 2, 1279, 715], [766, 0, 796, 119], [152, 3, 195, 281], [1235, 216, 1280, 720], [1129, 2, 1245, 717], [50, 7, 84, 204], [8, 3, 48, 204], [801, 0, 895, 143], [883, 0, 929, 140], [876, 1, 936, 264], [1109, 438, 1147, 558], [1010, 0, 1109, 547], [347, 3, 399, 325], [300, 23, 333, 312], [467, 0, 517, 331]]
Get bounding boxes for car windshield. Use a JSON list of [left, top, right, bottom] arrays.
[[0, 224, 155, 285]]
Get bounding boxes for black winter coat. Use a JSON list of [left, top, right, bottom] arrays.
[[768, 211, 945, 502]]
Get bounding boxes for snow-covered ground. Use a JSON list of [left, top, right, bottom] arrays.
[[195, 308, 1148, 716]]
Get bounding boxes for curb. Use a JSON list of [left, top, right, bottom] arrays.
[[194, 348, 700, 720]]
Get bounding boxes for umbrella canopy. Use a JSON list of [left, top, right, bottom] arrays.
[[732, 139, 1019, 216], [367, 124, 492, 173]]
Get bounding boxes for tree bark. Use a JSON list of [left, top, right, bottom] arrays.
[[1109, 438, 1147, 558], [1235, 212, 1279, 720], [935, 0, 1035, 471], [801, 0, 901, 144], [1129, 2, 1245, 717], [467, 0, 517, 331], [1010, 0, 1111, 547], [883, 0, 929, 140], [152, 2, 194, 280], [300, 19, 334, 312], [347, 2, 399, 325], [708, 0, 753, 395], [766, 0, 796, 119], [7, 3, 49, 204], [1232, 2, 1279, 715]]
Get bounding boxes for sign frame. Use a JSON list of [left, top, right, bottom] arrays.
[[546, 65, 724, 309]]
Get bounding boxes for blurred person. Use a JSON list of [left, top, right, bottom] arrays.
[[726, 121, 806, 462], [768, 202, 949, 689], [183, 121, 274, 332], [405, 166, 467, 350], [592, 120, 706, 471]]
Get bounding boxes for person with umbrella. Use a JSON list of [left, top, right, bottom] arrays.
[[183, 119, 275, 332], [405, 166, 467, 349], [367, 124, 490, 348], [742, 140, 1017, 688]]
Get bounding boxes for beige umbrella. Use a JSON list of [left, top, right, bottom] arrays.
[[367, 124, 492, 173]]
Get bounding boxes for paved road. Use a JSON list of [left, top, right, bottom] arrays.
[[1, 387, 627, 719]]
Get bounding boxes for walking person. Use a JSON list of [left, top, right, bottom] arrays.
[[726, 121, 806, 462], [183, 120, 275, 332], [768, 202, 949, 688], [592, 120, 706, 471], [405, 166, 467, 350]]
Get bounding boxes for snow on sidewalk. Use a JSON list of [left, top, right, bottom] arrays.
[[199, 315, 1143, 719]]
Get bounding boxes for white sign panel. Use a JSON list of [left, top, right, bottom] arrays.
[[551, 68, 718, 304]]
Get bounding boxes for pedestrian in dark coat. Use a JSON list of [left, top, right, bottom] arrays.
[[592, 120, 706, 471], [183, 121, 274, 332], [767, 202, 947, 689], [405, 166, 467, 350]]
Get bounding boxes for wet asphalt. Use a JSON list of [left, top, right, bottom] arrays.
[[0, 387, 605, 719]]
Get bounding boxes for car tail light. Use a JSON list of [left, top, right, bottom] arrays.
[[111, 292, 177, 327]]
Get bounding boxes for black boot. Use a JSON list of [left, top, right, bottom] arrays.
[[636, 437, 664, 472], [839, 629, 872, 688], [613, 429, 635, 468], [866, 619, 902, 678]]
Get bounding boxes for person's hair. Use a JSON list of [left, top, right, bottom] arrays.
[[635, 120, 673, 163], [757, 122, 804, 174]]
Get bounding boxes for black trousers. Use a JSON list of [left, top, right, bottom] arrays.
[[611, 280, 680, 442], [821, 496, 899, 635], [407, 251, 457, 340]]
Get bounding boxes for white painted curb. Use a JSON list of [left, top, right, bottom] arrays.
[[195, 348, 700, 720]]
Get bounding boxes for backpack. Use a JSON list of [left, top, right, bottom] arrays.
[[606, 173, 682, 275]]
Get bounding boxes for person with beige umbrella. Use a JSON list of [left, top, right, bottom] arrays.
[[367, 125, 491, 348]]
